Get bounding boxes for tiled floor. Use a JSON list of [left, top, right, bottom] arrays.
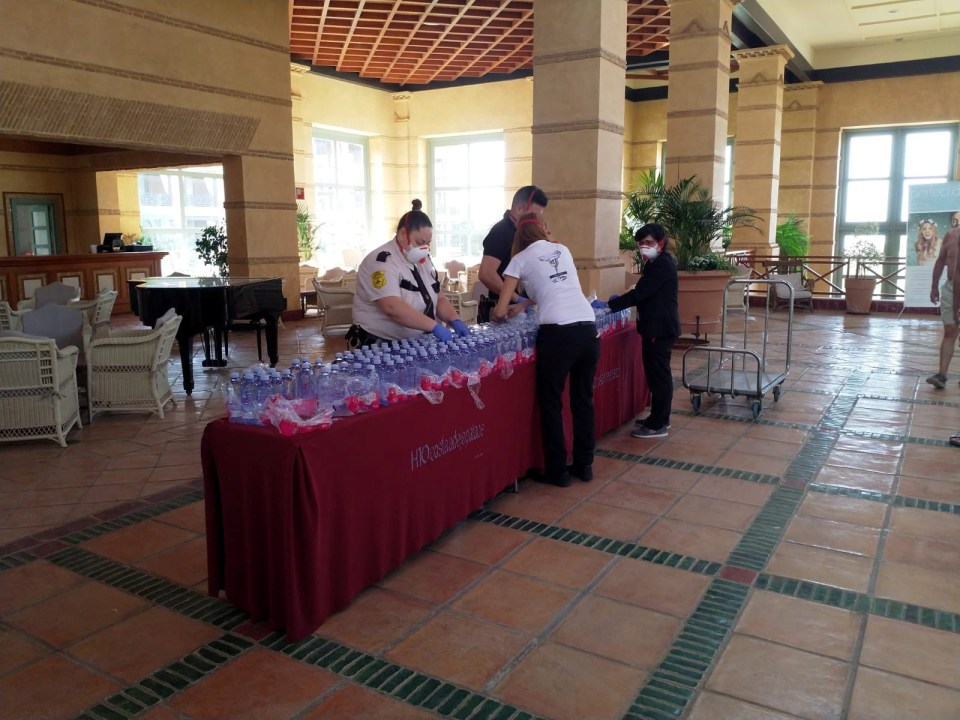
[[2, 307, 959, 720]]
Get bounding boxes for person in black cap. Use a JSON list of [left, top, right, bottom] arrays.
[[477, 185, 549, 321], [348, 199, 471, 347]]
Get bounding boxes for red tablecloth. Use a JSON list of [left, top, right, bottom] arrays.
[[203, 324, 647, 640]]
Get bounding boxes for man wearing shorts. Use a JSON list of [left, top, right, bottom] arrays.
[[927, 215, 960, 389]]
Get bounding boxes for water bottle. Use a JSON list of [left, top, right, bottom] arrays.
[[362, 363, 379, 411], [316, 371, 333, 413], [239, 370, 257, 418], [256, 371, 273, 409], [280, 369, 296, 400], [290, 358, 301, 379], [380, 358, 400, 405], [226, 372, 241, 418]]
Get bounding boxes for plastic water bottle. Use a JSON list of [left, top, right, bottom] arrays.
[[362, 364, 379, 411], [290, 358, 301, 379], [297, 360, 315, 399], [226, 372, 241, 418], [256, 371, 272, 408], [240, 370, 257, 418], [316, 371, 333, 413], [280, 369, 296, 400]]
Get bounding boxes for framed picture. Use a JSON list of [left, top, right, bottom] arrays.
[[3, 192, 67, 257]]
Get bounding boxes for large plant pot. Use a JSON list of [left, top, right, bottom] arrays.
[[845, 277, 877, 314], [678, 270, 731, 339]]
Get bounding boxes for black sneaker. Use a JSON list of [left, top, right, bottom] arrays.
[[634, 417, 671, 429], [525, 468, 571, 488], [631, 425, 669, 439], [568, 464, 593, 482], [926, 373, 948, 389]]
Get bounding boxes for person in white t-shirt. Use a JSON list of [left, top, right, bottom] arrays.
[[349, 200, 471, 347], [493, 212, 599, 487]]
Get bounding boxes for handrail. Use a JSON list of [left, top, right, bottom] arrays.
[[728, 254, 908, 300]]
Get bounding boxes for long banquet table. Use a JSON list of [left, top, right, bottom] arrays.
[[202, 323, 648, 640]]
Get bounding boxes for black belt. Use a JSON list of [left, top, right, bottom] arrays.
[[539, 321, 596, 329]]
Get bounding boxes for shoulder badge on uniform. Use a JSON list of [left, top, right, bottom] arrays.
[[376, 251, 391, 262], [371, 270, 386, 289]]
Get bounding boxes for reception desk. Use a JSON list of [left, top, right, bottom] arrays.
[[0, 252, 166, 314], [202, 325, 648, 640]]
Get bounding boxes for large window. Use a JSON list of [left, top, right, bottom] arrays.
[[429, 134, 504, 263], [138, 166, 225, 275], [837, 125, 958, 258], [313, 130, 369, 268]]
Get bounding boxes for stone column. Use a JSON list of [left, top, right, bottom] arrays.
[[664, 0, 737, 203], [730, 44, 793, 251], [290, 64, 313, 261], [531, 0, 627, 298], [779, 82, 825, 251]]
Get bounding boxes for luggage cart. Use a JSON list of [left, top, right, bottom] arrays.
[[681, 278, 794, 419]]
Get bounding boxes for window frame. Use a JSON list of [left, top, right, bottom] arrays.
[[311, 128, 371, 264]]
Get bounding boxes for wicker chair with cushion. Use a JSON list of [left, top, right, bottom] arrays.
[[312, 279, 354, 335], [443, 290, 479, 325], [443, 260, 466, 291], [0, 334, 82, 447], [769, 272, 814, 311], [86, 313, 182, 421], [16, 281, 80, 310], [20, 304, 92, 362], [72, 289, 118, 339], [0, 301, 31, 332]]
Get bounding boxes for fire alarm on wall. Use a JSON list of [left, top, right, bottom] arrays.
[[295, 187, 305, 200]]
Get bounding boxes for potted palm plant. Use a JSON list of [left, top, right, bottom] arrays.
[[195, 223, 229, 277], [623, 170, 760, 337], [843, 237, 884, 314]]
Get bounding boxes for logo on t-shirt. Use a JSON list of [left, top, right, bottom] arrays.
[[538, 249, 568, 283]]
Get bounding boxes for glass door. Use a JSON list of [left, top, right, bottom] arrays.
[[10, 198, 60, 256]]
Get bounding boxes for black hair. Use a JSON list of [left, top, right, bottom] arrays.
[[635, 223, 667, 244], [396, 198, 432, 235], [511, 185, 549, 211]]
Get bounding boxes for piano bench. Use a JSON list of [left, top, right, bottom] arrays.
[[224, 319, 267, 362]]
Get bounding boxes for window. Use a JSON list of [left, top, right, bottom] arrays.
[[313, 130, 369, 268], [138, 166, 225, 275], [837, 125, 958, 259], [429, 134, 504, 263]]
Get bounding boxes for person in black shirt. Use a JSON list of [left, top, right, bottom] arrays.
[[477, 185, 549, 321], [601, 223, 680, 438]]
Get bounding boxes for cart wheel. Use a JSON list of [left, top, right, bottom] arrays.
[[773, 385, 782, 402], [691, 394, 702, 413], [751, 400, 761, 419]]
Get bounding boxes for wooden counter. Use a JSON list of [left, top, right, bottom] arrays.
[[0, 252, 166, 314]]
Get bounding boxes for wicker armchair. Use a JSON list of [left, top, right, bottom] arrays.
[[443, 290, 479, 325], [312, 279, 354, 335], [0, 301, 31, 332], [16, 281, 80, 310], [72, 289, 118, 338], [86, 313, 182, 421], [0, 335, 82, 447]]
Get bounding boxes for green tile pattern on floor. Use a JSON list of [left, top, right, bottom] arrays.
[[808, 482, 960, 514], [592, 448, 781, 484]]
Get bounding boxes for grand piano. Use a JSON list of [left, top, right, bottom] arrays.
[[129, 277, 285, 395]]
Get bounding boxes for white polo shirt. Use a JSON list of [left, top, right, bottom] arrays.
[[503, 239, 594, 326], [352, 239, 441, 340]]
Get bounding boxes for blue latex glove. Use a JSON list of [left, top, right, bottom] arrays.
[[590, 299, 608, 309], [511, 295, 527, 304], [431, 323, 454, 342], [608, 293, 620, 303], [451, 319, 471, 337]]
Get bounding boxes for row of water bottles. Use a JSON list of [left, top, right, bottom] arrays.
[[225, 313, 542, 426], [595, 306, 631, 335]]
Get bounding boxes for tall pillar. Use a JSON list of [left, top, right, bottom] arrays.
[[290, 64, 314, 260], [664, 0, 736, 203], [779, 82, 824, 245], [730, 45, 793, 251], [531, 0, 627, 298]]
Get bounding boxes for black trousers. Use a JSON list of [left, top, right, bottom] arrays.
[[641, 335, 675, 429], [535, 322, 600, 479]]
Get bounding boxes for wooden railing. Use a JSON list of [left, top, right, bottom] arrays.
[[725, 251, 908, 300]]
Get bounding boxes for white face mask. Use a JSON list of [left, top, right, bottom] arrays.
[[639, 245, 660, 260], [404, 243, 431, 264]]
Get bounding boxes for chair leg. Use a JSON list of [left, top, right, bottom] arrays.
[[256, 324, 263, 362]]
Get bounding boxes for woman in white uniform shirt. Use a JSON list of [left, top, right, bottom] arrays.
[[493, 212, 600, 487], [349, 200, 471, 347]]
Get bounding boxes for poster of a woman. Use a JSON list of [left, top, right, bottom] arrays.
[[914, 218, 939, 266]]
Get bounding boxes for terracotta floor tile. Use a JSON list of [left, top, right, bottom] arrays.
[[640, 518, 741, 563], [896, 476, 960, 505], [707, 635, 849, 720], [501, 536, 612, 588], [726, 436, 801, 460], [591, 480, 681, 515], [649, 441, 727, 465], [494, 641, 645, 720], [0, 654, 121, 720], [486, 485, 580, 524], [888, 506, 960, 542], [736, 591, 860, 660], [91, 467, 154, 486], [136, 707, 182, 720], [316, 587, 434, 653], [18, 486, 87, 508], [169, 647, 339, 720], [813, 465, 896, 494], [689, 475, 775, 506], [1, 503, 72, 529], [668, 428, 741, 450], [0, 560, 85, 615], [551, 594, 680, 668], [860, 615, 960, 690], [783, 516, 881, 557], [80, 482, 145, 504], [429, 520, 529, 565], [882, 531, 960, 573], [79, 519, 199, 563], [0, 626, 50, 675], [767, 542, 874, 593], [153, 500, 207, 534], [797, 493, 888, 528], [823, 449, 902, 474], [848, 667, 960, 720], [379, 550, 487, 604], [555, 501, 655, 541], [7, 581, 148, 648], [452, 569, 576, 634], [716, 450, 792, 476], [616, 464, 699, 493], [133, 536, 208, 586], [687, 691, 805, 720], [302, 684, 438, 720], [874, 562, 960, 614], [69, 606, 221, 683], [147, 464, 202, 484], [104, 453, 161, 470], [593, 557, 710, 617], [387, 610, 528, 690], [666, 493, 758, 531]]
